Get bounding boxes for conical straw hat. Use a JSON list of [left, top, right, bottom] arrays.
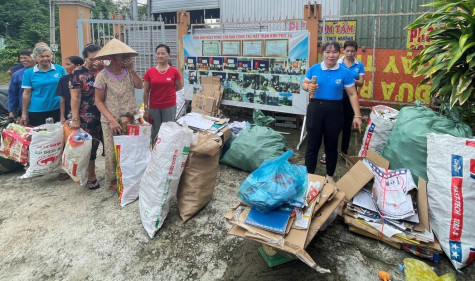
[[94, 38, 138, 60]]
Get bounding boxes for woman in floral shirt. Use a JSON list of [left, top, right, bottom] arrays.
[[70, 44, 104, 190], [93, 39, 143, 191]]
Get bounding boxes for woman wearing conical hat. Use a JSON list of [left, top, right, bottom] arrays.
[[93, 39, 143, 191]]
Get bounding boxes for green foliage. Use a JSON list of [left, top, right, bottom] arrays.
[[0, 49, 19, 72], [407, 0, 474, 131]]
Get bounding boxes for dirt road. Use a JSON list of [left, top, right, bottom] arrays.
[[0, 127, 473, 281]]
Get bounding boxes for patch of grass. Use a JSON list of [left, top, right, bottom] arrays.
[[0, 71, 10, 85]]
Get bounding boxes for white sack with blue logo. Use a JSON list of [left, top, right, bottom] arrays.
[[427, 133, 475, 270], [358, 105, 398, 157]]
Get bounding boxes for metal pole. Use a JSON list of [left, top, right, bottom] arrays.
[[49, 0, 55, 46]]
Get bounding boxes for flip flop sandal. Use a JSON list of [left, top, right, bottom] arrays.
[[319, 155, 326, 164], [87, 179, 100, 190]]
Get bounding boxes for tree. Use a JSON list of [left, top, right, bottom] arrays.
[[408, 0, 474, 129]]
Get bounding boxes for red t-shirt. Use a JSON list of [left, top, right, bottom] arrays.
[[143, 66, 181, 109]]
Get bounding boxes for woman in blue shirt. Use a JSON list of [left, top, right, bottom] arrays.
[[301, 41, 362, 184], [20, 45, 65, 127]]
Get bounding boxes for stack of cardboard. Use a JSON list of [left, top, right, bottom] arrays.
[[340, 150, 442, 254], [191, 77, 223, 117]]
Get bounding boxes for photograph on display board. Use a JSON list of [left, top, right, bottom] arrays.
[[252, 59, 270, 73], [242, 89, 256, 103], [270, 59, 288, 74], [197, 57, 211, 70], [260, 74, 280, 92], [223, 57, 238, 71], [279, 75, 301, 93], [223, 87, 242, 102], [279, 92, 293, 106], [237, 58, 252, 72], [289, 59, 307, 75], [209, 57, 224, 71], [221, 41, 241, 56], [212, 72, 226, 82], [242, 74, 260, 90], [265, 39, 289, 57], [254, 90, 266, 105], [188, 70, 197, 84], [185, 57, 196, 70], [202, 40, 220, 56], [266, 91, 280, 106], [242, 40, 264, 57]]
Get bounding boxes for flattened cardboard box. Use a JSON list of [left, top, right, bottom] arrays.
[[225, 175, 345, 272], [200, 76, 224, 106], [191, 95, 217, 116], [338, 150, 440, 252]]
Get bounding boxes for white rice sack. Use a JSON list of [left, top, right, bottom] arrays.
[[139, 122, 193, 238], [359, 105, 398, 156], [427, 133, 475, 270], [21, 124, 63, 178], [61, 129, 92, 185]]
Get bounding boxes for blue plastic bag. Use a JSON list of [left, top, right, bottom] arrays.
[[238, 150, 307, 213]]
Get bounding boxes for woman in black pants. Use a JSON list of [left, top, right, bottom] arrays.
[[301, 41, 362, 184]]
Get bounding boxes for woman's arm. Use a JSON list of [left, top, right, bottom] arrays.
[[175, 78, 183, 91], [346, 85, 362, 133], [59, 96, 66, 124], [143, 81, 150, 119], [70, 88, 81, 129], [19, 88, 32, 125], [95, 88, 122, 135], [355, 74, 364, 88], [130, 69, 143, 89]]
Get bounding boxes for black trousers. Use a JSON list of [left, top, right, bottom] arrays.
[[305, 99, 343, 176], [28, 109, 60, 127], [341, 90, 354, 154]]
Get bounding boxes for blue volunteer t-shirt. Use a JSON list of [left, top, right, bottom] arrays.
[[305, 62, 354, 100], [21, 64, 65, 112], [337, 57, 365, 81]]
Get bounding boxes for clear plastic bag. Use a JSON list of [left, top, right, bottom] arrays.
[[238, 150, 307, 213]]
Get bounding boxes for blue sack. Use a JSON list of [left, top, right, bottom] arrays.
[[238, 150, 307, 213]]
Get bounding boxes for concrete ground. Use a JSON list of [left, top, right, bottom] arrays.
[[0, 113, 474, 281]]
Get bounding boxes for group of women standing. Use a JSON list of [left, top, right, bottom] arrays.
[[19, 39, 181, 191]]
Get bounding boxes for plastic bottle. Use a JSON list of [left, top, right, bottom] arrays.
[[308, 75, 317, 99], [69, 130, 88, 147], [45, 117, 54, 124]]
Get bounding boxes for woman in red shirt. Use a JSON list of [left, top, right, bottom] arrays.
[[143, 44, 183, 141]]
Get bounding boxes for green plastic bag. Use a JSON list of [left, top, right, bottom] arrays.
[[381, 103, 472, 182], [252, 109, 275, 126], [403, 258, 455, 281], [220, 125, 287, 172]]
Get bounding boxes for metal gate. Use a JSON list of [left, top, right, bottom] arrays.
[[77, 12, 178, 77]]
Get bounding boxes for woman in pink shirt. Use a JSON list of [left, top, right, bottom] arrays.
[[143, 44, 183, 141]]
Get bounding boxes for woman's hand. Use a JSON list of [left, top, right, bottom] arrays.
[[307, 83, 318, 95], [143, 108, 149, 119], [108, 119, 122, 136], [352, 117, 362, 133], [70, 119, 81, 130], [60, 116, 66, 125], [18, 114, 28, 126]]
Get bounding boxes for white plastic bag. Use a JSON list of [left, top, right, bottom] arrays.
[[114, 126, 151, 207], [21, 124, 63, 178], [427, 133, 475, 270], [61, 129, 92, 185], [139, 122, 194, 238], [175, 89, 186, 119], [359, 105, 398, 156]]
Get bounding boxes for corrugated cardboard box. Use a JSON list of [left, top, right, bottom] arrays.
[[191, 95, 217, 116]]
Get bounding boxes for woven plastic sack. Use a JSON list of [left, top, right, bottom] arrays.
[[139, 122, 194, 238], [381, 104, 472, 182], [427, 133, 475, 270], [358, 105, 399, 156], [21, 124, 63, 178], [238, 150, 307, 213], [114, 126, 151, 207], [220, 125, 286, 172], [61, 129, 92, 185]]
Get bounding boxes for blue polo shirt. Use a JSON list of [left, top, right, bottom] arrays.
[[7, 67, 27, 112], [305, 62, 354, 100], [337, 57, 365, 81], [21, 64, 65, 112]]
